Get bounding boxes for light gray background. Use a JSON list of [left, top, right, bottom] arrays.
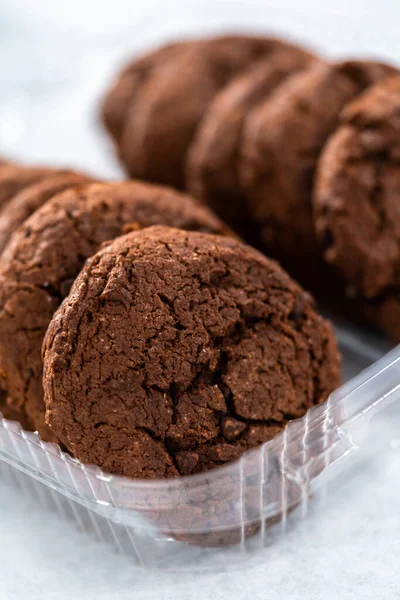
[[1, 1, 400, 598]]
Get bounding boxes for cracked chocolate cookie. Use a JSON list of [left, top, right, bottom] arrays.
[[314, 76, 400, 300], [186, 48, 318, 236], [0, 170, 89, 253], [0, 163, 62, 211], [102, 41, 184, 143], [240, 60, 399, 279], [0, 164, 88, 431], [0, 181, 230, 440], [102, 35, 316, 189], [42, 226, 341, 478]]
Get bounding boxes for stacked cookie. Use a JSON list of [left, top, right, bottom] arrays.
[[0, 160, 340, 479], [3, 32, 398, 481], [102, 35, 317, 191], [314, 76, 400, 342], [103, 35, 400, 339], [0, 165, 229, 441], [0, 163, 90, 428]]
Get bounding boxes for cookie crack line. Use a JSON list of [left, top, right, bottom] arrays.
[[136, 426, 181, 473], [158, 304, 326, 434]]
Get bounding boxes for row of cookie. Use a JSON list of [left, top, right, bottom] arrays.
[[102, 35, 400, 340], [0, 163, 227, 441], [315, 76, 400, 341], [0, 161, 340, 478]]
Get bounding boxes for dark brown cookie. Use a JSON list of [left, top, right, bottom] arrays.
[[364, 294, 400, 343], [42, 226, 341, 478], [102, 42, 183, 142], [314, 76, 400, 299], [0, 276, 60, 440], [186, 48, 319, 236], [0, 165, 89, 434], [103, 35, 316, 189], [0, 181, 230, 440], [240, 60, 399, 280], [0, 171, 89, 252], [0, 389, 31, 430], [0, 164, 61, 211]]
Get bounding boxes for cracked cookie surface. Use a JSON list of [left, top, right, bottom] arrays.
[[43, 226, 341, 478], [0, 164, 88, 430]]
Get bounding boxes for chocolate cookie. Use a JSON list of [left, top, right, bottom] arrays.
[[0, 171, 89, 252], [0, 165, 88, 432], [0, 275, 59, 440], [0, 163, 59, 211], [240, 60, 399, 279], [103, 35, 316, 189], [102, 42, 183, 142], [314, 76, 400, 299], [364, 293, 400, 343], [0, 389, 31, 430], [0, 181, 230, 439], [186, 48, 318, 236], [42, 226, 341, 478]]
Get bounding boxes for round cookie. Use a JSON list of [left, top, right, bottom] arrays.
[[314, 76, 400, 299], [42, 226, 341, 478], [240, 60, 399, 278], [103, 35, 316, 189], [0, 171, 89, 253], [0, 163, 61, 211], [102, 42, 183, 142], [186, 48, 318, 236], [0, 181, 230, 440], [0, 165, 87, 433], [0, 275, 59, 440]]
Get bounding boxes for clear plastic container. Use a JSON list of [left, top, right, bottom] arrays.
[[1, 3, 400, 571], [0, 320, 399, 570]]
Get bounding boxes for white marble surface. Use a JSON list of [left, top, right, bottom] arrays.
[[1, 1, 400, 598]]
